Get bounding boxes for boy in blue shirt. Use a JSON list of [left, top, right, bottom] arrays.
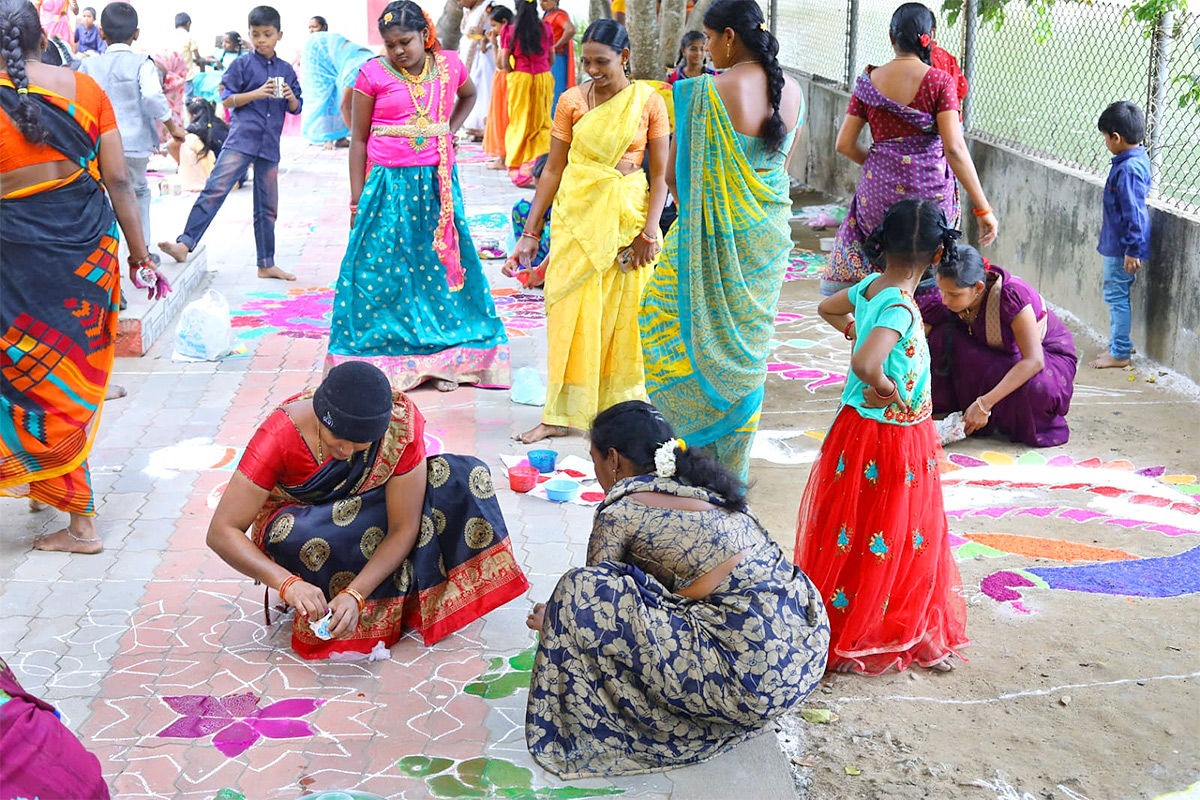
[[160, 5, 302, 280], [1091, 101, 1151, 369]]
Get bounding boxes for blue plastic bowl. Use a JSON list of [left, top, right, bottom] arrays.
[[527, 449, 558, 474], [543, 478, 579, 503]]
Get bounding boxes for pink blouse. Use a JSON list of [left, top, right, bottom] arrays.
[[501, 23, 554, 75], [353, 53, 468, 168]]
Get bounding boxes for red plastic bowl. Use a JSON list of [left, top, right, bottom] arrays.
[[509, 465, 540, 493]]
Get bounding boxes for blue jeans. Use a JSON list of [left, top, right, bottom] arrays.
[[1102, 254, 1136, 359], [177, 148, 278, 267]]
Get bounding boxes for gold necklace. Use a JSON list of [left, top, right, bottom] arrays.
[[724, 59, 759, 71], [383, 53, 434, 98], [316, 428, 325, 463]]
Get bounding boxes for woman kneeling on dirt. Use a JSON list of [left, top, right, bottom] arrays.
[[918, 245, 1078, 447]]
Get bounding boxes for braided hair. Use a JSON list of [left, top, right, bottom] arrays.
[[513, 0, 545, 57], [890, 2, 937, 66], [863, 198, 960, 271], [703, 0, 786, 152], [1, 0, 46, 143], [378, 0, 438, 50], [590, 401, 747, 511]]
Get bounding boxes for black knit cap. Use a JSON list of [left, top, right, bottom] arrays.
[[313, 362, 393, 443]]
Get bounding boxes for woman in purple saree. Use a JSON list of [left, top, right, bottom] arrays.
[[1, 657, 109, 799], [918, 246, 1077, 447], [822, 2, 997, 296]]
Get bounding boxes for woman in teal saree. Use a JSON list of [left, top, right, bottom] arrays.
[[640, 0, 803, 482]]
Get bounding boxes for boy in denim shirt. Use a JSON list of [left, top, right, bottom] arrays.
[[1091, 101, 1151, 369], [160, 5, 302, 280]]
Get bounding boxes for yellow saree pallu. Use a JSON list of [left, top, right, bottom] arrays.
[[504, 70, 554, 187], [542, 82, 660, 430]]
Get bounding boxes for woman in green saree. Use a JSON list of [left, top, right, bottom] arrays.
[[640, 0, 803, 482]]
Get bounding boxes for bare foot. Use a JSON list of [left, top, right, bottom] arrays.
[[924, 654, 957, 672], [28, 499, 48, 513], [34, 514, 102, 554], [322, 140, 336, 150], [105, 384, 127, 401], [832, 661, 859, 674], [258, 266, 297, 281], [515, 424, 570, 444], [1089, 353, 1131, 369], [486, 158, 505, 171], [433, 379, 459, 393], [158, 240, 190, 263]]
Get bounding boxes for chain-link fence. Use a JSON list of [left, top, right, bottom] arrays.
[[771, 1, 1200, 215]]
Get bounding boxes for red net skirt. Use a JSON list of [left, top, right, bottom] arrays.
[[794, 406, 968, 674]]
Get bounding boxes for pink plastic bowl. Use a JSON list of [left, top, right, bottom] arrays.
[[509, 465, 540, 493]]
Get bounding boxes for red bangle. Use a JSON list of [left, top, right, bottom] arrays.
[[638, 231, 657, 246], [972, 206, 992, 217], [340, 588, 366, 612], [844, 321, 856, 341], [873, 380, 897, 401], [278, 574, 301, 604]]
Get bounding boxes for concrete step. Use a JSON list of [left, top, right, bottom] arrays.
[[115, 243, 208, 357]]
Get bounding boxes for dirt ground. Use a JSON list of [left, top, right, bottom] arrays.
[[749, 191, 1200, 800]]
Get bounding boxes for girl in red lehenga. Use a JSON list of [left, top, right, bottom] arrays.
[[795, 198, 968, 674]]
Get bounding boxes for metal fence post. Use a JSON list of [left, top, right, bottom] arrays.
[[1146, 11, 1176, 186], [769, 0, 778, 37], [961, 0, 978, 129], [846, 0, 860, 89]]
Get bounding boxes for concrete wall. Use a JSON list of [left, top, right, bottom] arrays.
[[789, 74, 1200, 383]]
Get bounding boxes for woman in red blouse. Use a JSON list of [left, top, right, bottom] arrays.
[[207, 362, 529, 659], [821, 2, 997, 296]]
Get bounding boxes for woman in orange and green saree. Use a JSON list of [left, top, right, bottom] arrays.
[[207, 362, 530, 659], [0, 0, 169, 554]]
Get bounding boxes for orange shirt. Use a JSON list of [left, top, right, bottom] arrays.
[[552, 85, 669, 167], [0, 71, 116, 184]]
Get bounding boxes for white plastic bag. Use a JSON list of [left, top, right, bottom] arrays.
[[936, 411, 968, 446], [174, 289, 232, 361]]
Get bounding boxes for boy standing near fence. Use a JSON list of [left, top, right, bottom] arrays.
[[159, 5, 302, 281], [1090, 101, 1151, 370]]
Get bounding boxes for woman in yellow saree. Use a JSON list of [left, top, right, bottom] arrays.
[[508, 20, 669, 444], [640, 0, 804, 482]]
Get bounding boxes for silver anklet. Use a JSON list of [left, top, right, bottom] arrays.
[[67, 530, 102, 543]]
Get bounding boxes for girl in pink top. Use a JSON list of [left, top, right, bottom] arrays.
[[326, 0, 509, 393], [499, 0, 555, 186]]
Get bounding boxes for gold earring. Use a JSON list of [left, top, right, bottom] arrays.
[[725, 41, 732, 60]]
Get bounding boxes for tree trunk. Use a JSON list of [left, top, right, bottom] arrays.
[[658, 0, 689, 72], [628, 0, 662, 80], [589, 0, 611, 24], [436, 0, 463, 53], [687, 0, 716, 32]]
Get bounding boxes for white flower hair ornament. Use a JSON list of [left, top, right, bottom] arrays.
[[654, 438, 686, 478]]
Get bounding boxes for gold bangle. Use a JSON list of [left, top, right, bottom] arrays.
[[340, 587, 366, 612]]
